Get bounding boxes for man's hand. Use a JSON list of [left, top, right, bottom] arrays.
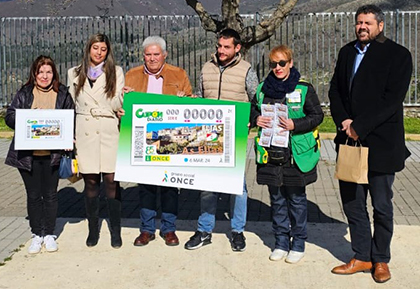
[[341, 119, 353, 131], [348, 125, 359, 141], [341, 119, 358, 140], [176, 91, 186, 97]]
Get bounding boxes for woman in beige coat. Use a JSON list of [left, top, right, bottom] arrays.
[[68, 34, 124, 249]]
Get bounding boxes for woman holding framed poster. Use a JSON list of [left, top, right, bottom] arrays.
[[5, 55, 75, 254], [67, 34, 124, 249]]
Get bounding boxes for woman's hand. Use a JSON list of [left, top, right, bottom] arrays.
[[256, 116, 273, 129], [65, 139, 76, 151], [122, 86, 134, 96], [117, 108, 125, 119], [279, 116, 295, 131]]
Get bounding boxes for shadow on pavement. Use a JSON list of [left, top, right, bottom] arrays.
[[56, 183, 351, 262], [306, 200, 351, 263]]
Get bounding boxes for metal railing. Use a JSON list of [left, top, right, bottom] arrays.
[[1, 11, 419, 106]]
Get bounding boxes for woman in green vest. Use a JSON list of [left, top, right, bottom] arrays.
[[250, 45, 323, 264]]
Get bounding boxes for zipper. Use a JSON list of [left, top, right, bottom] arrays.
[[217, 70, 224, 100]]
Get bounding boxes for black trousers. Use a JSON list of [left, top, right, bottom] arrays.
[[19, 156, 59, 236], [339, 171, 394, 263]]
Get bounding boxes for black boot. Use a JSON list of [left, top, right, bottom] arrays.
[[107, 198, 122, 248], [85, 196, 100, 247]]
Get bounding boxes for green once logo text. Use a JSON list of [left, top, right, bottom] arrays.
[[135, 108, 163, 119]]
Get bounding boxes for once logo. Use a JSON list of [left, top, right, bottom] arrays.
[[168, 176, 194, 186], [145, 155, 170, 162]]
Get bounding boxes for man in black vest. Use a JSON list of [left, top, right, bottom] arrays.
[[328, 5, 412, 283]]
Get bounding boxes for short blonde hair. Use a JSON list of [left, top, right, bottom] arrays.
[[269, 45, 293, 62]]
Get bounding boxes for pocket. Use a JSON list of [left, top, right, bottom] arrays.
[[266, 147, 290, 165], [291, 131, 320, 173], [291, 132, 317, 155]]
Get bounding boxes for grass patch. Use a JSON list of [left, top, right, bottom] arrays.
[[0, 117, 12, 132], [318, 116, 336, 133], [404, 117, 420, 134], [251, 116, 420, 135], [319, 116, 420, 134]]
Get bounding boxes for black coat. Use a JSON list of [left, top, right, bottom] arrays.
[[328, 33, 412, 174], [5, 84, 75, 171]]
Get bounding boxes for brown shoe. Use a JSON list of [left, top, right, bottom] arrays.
[[133, 232, 155, 246], [372, 263, 391, 283], [160, 231, 180, 246], [331, 258, 372, 275]]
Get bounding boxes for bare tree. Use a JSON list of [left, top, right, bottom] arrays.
[[185, 0, 298, 52]]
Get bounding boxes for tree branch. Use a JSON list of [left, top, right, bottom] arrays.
[[185, 0, 223, 33], [241, 0, 298, 49]]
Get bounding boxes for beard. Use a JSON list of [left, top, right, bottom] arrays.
[[356, 29, 381, 44]]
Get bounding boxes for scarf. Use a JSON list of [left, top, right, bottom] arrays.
[[261, 66, 301, 99], [88, 61, 105, 80]]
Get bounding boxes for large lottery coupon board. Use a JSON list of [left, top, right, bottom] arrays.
[[115, 92, 250, 195]]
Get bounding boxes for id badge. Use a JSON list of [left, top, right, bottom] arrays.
[[286, 91, 301, 103]]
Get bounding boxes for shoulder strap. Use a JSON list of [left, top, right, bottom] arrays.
[[255, 82, 265, 109]]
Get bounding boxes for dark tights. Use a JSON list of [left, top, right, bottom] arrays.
[[83, 173, 120, 200]]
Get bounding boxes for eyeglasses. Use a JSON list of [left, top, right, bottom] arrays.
[[269, 60, 289, 68]]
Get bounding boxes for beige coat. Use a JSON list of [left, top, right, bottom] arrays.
[[67, 66, 124, 174]]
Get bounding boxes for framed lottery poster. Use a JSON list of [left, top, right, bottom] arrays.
[[14, 109, 74, 150]]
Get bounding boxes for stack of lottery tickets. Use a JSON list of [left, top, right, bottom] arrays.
[[258, 103, 289, 148]]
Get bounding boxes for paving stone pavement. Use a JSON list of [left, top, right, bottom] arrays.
[[1, 138, 419, 262]]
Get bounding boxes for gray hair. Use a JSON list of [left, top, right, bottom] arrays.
[[142, 36, 167, 53]]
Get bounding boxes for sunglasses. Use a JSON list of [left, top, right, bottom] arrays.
[[269, 60, 289, 68]]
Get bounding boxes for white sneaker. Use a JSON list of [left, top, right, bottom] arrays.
[[28, 234, 43, 254], [269, 249, 288, 261], [44, 235, 58, 252], [285, 250, 305, 264]]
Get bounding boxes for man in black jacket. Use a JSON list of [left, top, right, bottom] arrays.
[[328, 5, 412, 283]]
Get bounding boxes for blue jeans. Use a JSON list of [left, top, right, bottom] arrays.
[[197, 180, 247, 233], [139, 184, 178, 234], [268, 185, 307, 252]]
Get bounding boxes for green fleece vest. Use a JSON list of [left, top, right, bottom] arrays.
[[255, 81, 320, 172]]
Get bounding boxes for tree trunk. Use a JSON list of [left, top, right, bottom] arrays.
[[186, 0, 299, 52]]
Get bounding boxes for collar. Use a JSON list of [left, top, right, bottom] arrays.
[[35, 84, 53, 93], [144, 64, 165, 78], [354, 41, 370, 54], [211, 53, 242, 69]]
